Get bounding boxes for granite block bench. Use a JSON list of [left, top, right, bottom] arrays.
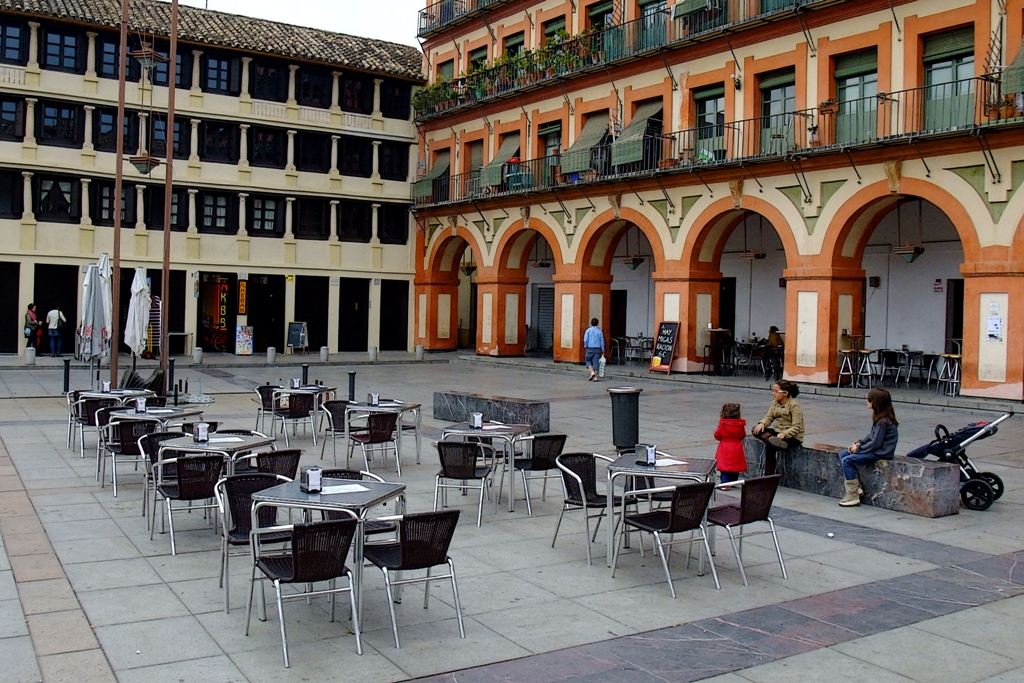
[[433, 391, 550, 433], [742, 437, 960, 518]]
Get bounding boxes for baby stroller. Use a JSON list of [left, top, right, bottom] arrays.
[[906, 412, 1012, 511]]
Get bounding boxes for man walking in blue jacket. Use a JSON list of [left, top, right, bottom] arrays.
[[583, 318, 605, 382]]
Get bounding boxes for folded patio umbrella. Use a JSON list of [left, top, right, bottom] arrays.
[[124, 267, 151, 360]]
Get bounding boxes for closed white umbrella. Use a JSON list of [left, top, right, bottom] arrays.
[[97, 253, 113, 356], [124, 267, 151, 359], [80, 264, 102, 362]]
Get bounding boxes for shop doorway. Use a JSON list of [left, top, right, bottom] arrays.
[[379, 279, 409, 351], [147, 269, 186, 355], [337, 277, 369, 351], [294, 276, 329, 351], [945, 278, 964, 353], [609, 289, 627, 340], [719, 277, 737, 337], [0, 262, 18, 353], [34, 264, 78, 344], [247, 275, 285, 352], [197, 272, 237, 353]]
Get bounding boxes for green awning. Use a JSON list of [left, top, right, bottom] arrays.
[[480, 133, 520, 187], [538, 121, 562, 136], [759, 68, 795, 90], [561, 114, 609, 173], [588, 1, 613, 17], [671, 0, 709, 19], [923, 26, 974, 63], [610, 101, 663, 166], [1002, 43, 1024, 97], [414, 150, 449, 199], [834, 49, 877, 79], [543, 17, 566, 37], [693, 83, 725, 100]]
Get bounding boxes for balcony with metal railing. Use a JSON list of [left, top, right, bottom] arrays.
[[413, 0, 840, 121], [413, 77, 1024, 208], [417, 0, 515, 38]]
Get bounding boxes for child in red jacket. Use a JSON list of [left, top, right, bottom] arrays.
[[714, 403, 747, 486]]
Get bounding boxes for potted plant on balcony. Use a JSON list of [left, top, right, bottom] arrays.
[[818, 97, 838, 116]]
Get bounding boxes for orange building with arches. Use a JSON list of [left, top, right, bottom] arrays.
[[414, 0, 1024, 400]]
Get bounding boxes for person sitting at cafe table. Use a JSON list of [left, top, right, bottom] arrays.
[[766, 326, 784, 348], [751, 379, 804, 474]]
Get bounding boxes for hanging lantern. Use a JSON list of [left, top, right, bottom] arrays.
[[129, 153, 162, 174], [128, 41, 168, 72]]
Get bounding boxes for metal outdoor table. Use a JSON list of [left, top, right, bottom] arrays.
[[441, 422, 532, 512], [251, 478, 406, 619], [160, 433, 276, 473], [605, 453, 717, 567], [109, 406, 204, 428], [344, 400, 424, 466], [79, 388, 155, 404]]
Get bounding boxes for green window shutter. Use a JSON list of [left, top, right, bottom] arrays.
[[671, 0, 709, 19], [759, 67, 796, 90], [610, 101, 663, 166], [469, 47, 488, 65], [923, 26, 974, 63], [544, 17, 566, 38], [834, 49, 878, 79], [561, 114, 609, 173], [538, 121, 562, 136], [504, 32, 525, 54], [414, 150, 450, 199], [438, 60, 454, 80], [588, 1, 614, 17], [1001, 43, 1024, 97], [480, 133, 520, 186], [693, 83, 726, 100]]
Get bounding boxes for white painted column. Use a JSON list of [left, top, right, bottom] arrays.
[[371, 140, 381, 179], [238, 124, 249, 164], [21, 172, 33, 220], [26, 22, 39, 77], [372, 78, 383, 117], [285, 197, 294, 238], [187, 188, 198, 232], [135, 184, 146, 229], [329, 200, 339, 241], [240, 57, 251, 98], [237, 193, 248, 236], [189, 119, 200, 161], [330, 135, 340, 174], [137, 112, 148, 155], [190, 50, 203, 93], [84, 31, 97, 80], [330, 71, 341, 113], [287, 64, 299, 107], [285, 129, 296, 171], [23, 98, 36, 145], [371, 203, 380, 242], [80, 178, 92, 225]]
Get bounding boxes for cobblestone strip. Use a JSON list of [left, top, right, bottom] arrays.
[[0, 441, 116, 683]]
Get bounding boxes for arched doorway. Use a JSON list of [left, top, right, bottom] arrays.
[[416, 228, 480, 352]]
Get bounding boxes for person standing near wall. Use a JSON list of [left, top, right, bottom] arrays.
[[46, 305, 66, 358], [583, 318, 605, 382], [24, 303, 39, 352]]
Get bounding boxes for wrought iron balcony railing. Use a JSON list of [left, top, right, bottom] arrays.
[[417, 0, 512, 38], [414, 0, 833, 120], [413, 77, 1022, 208]]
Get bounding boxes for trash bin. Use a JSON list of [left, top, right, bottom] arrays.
[[415, 344, 424, 361], [320, 346, 329, 362], [368, 346, 378, 362], [24, 347, 35, 365], [607, 386, 643, 452], [266, 346, 276, 363]]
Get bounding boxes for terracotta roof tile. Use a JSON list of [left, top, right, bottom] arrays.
[[1, 0, 425, 80]]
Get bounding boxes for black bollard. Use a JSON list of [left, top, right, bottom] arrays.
[[167, 358, 175, 397], [301, 363, 309, 386], [173, 387, 179, 406], [63, 357, 71, 394], [348, 370, 356, 402]]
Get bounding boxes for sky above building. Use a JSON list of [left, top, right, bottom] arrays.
[[178, 0, 423, 48]]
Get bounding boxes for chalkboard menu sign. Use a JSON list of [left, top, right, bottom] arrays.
[[287, 322, 308, 351], [650, 322, 680, 374]]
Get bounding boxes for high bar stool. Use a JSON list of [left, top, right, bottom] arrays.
[[935, 354, 962, 397], [837, 349, 858, 387], [855, 349, 877, 389]]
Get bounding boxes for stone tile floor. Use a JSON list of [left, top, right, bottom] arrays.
[[0, 359, 1022, 682]]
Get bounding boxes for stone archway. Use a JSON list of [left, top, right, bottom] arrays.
[[415, 224, 485, 352]]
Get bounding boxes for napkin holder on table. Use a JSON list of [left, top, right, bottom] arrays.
[[300, 466, 323, 493]]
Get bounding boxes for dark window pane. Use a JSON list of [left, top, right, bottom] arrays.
[[251, 127, 286, 168], [200, 193, 234, 234], [40, 102, 81, 147], [337, 200, 372, 242], [251, 197, 282, 234], [0, 98, 22, 140], [379, 141, 409, 181], [298, 68, 332, 109], [0, 23, 25, 65], [44, 31, 80, 72], [340, 136, 372, 177], [296, 132, 329, 173], [342, 73, 373, 114], [381, 80, 410, 120], [378, 203, 409, 244], [295, 198, 328, 239]]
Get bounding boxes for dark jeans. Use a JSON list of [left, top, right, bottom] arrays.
[[49, 330, 61, 357], [757, 428, 799, 475], [720, 470, 740, 484], [839, 448, 881, 480]]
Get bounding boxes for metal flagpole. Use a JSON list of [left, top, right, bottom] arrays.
[[110, 0, 130, 386], [160, 0, 180, 391]]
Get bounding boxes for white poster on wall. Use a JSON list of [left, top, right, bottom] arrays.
[[987, 316, 1003, 342]]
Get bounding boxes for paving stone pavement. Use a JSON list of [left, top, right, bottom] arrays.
[[0, 359, 1022, 682]]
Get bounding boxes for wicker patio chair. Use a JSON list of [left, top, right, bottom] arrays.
[[553, 452, 621, 565], [434, 441, 494, 527], [363, 509, 465, 649], [347, 412, 400, 474], [150, 452, 225, 555], [706, 474, 787, 586], [512, 433, 566, 515], [138, 431, 185, 527], [611, 481, 720, 596], [100, 418, 159, 496]]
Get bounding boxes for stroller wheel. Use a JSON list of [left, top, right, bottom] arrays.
[[961, 479, 995, 511], [979, 472, 1005, 500]]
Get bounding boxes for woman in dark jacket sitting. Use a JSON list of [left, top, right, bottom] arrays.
[[838, 388, 899, 507]]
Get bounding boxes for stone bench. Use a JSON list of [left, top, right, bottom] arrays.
[[433, 391, 550, 433], [742, 437, 960, 518]]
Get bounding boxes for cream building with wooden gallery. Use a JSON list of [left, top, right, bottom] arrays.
[[412, 0, 1024, 399], [0, 0, 423, 357]]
